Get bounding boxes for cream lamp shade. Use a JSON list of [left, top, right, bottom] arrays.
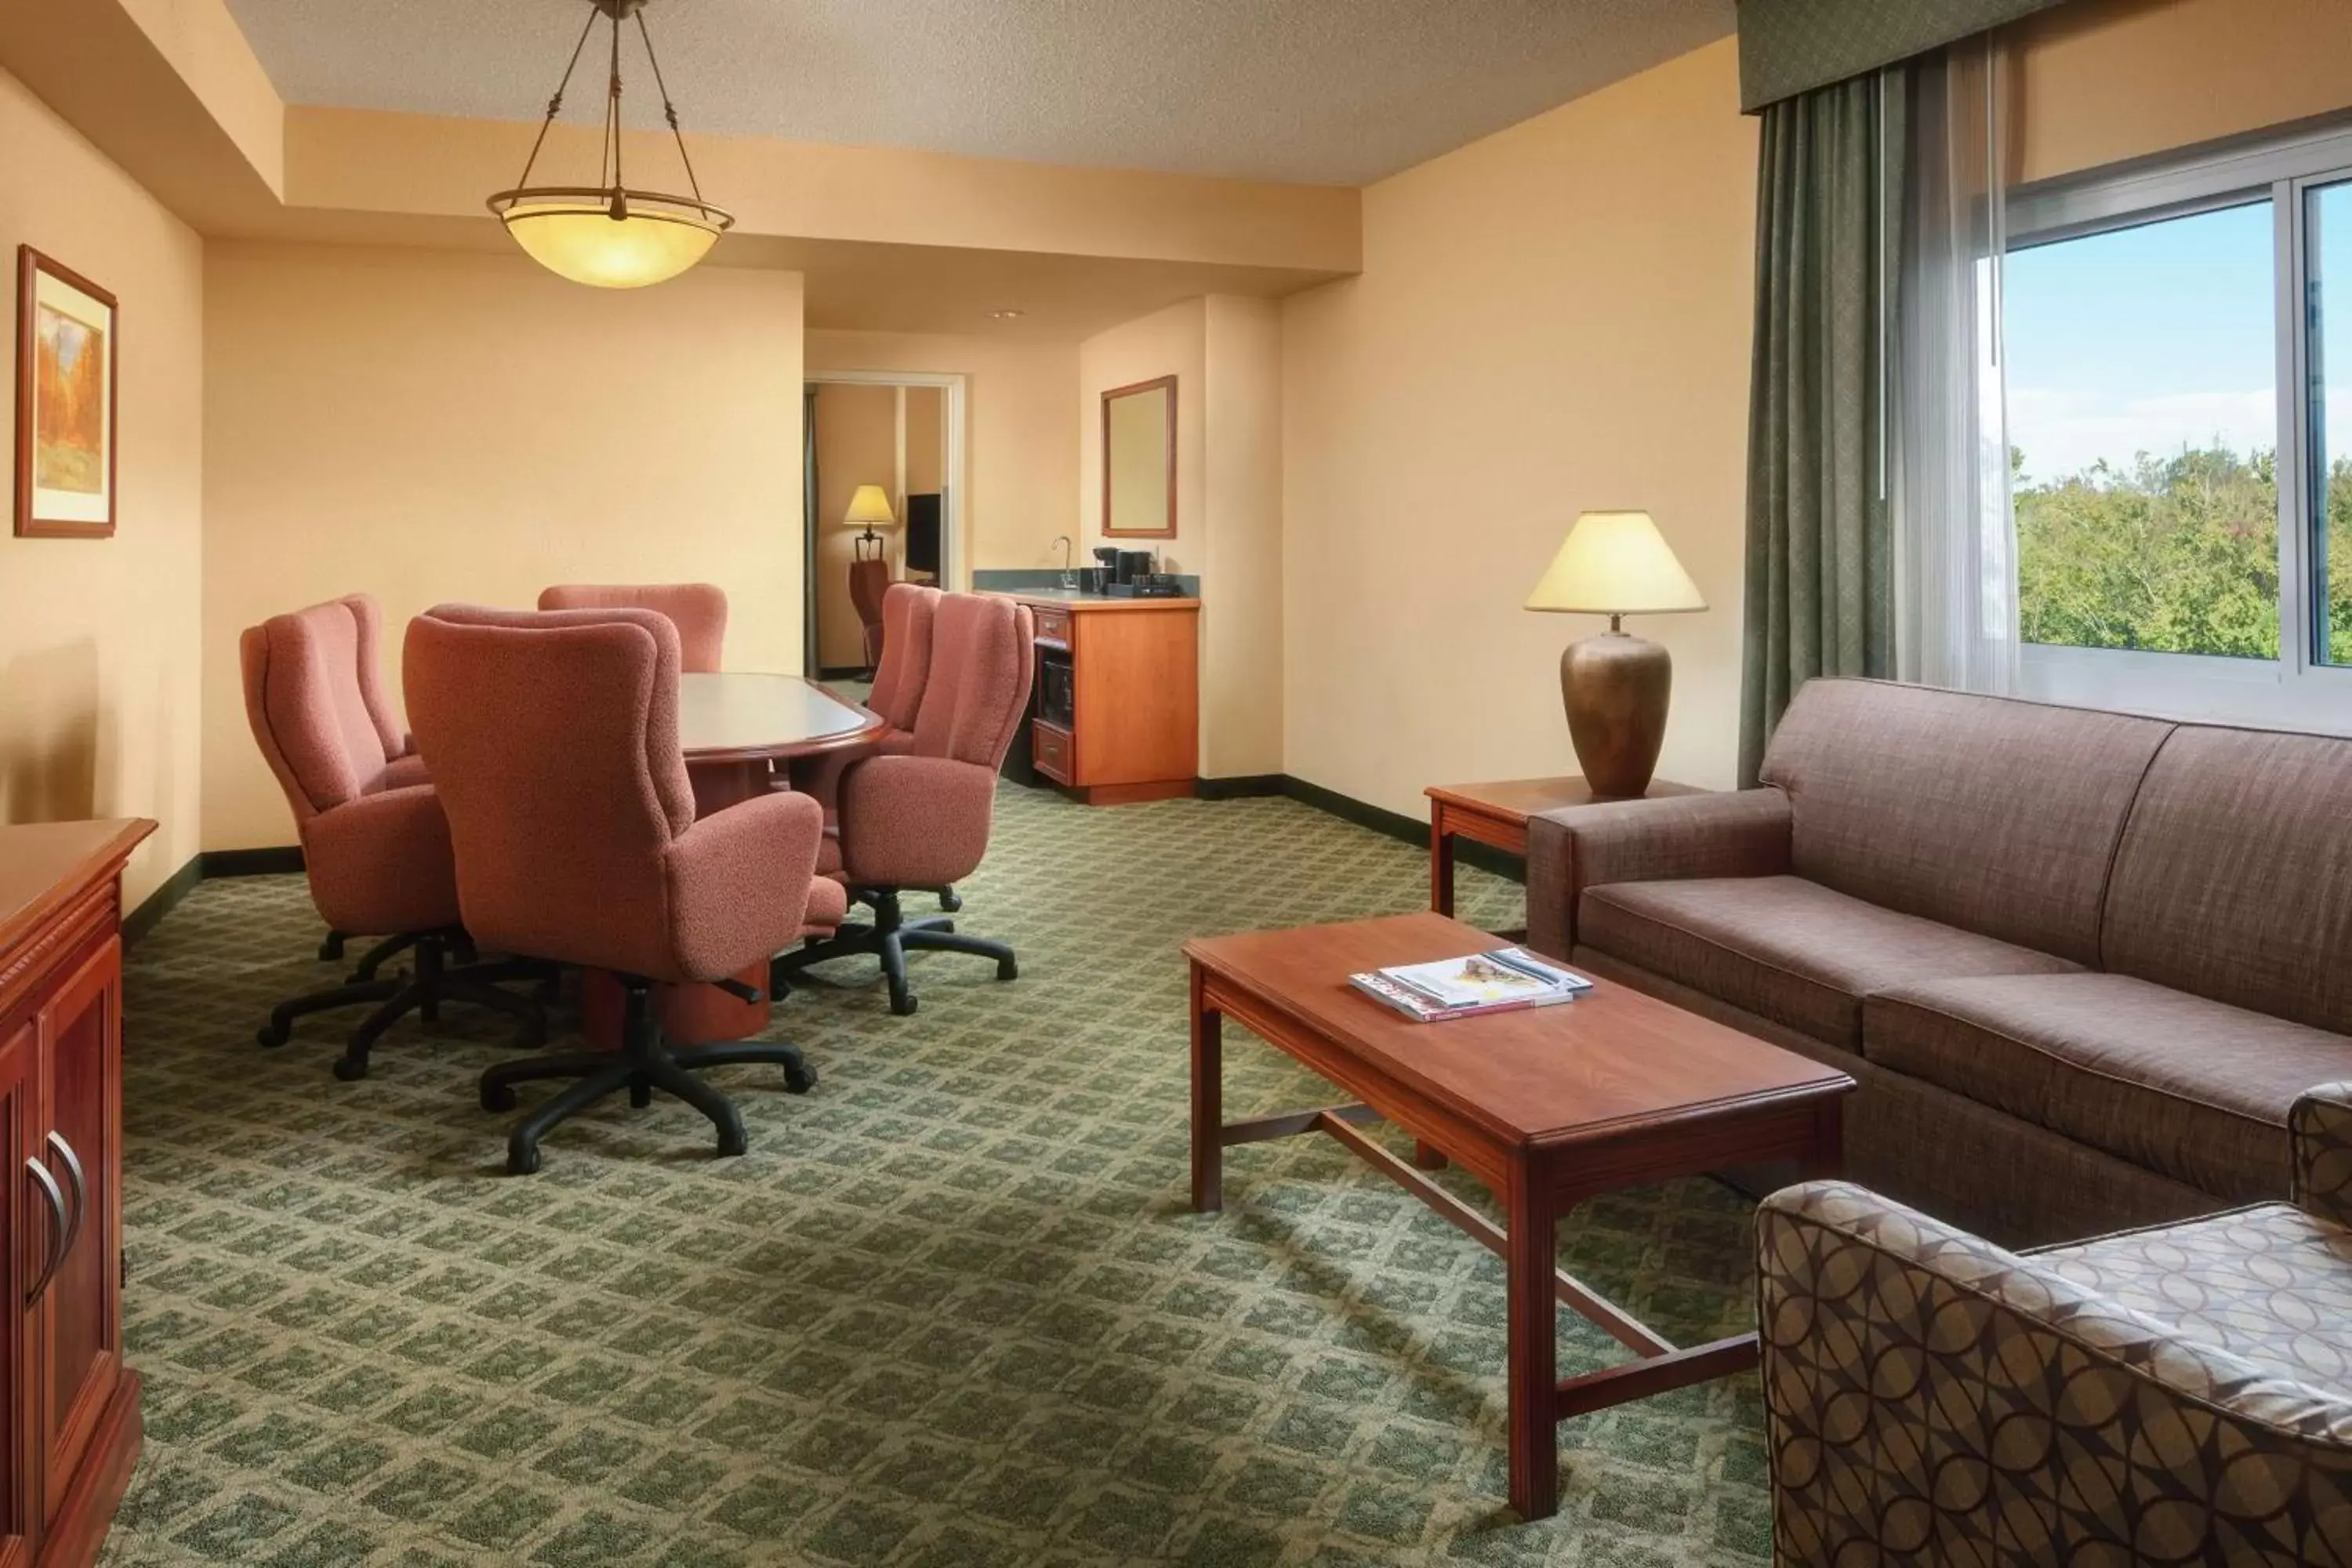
[[842, 486, 898, 529], [1524, 510, 1706, 618]]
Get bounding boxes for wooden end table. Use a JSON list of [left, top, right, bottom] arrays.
[[1425, 776, 1700, 917], [1184, 913, 1853, 1520]]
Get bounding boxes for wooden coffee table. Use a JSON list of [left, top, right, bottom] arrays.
[[1184, 913, 1853, 1521]]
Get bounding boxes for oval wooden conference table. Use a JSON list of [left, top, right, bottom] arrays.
[[582, 673, 886, 1051]]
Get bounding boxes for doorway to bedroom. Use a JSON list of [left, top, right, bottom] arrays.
[[803, 372, 964, 681]]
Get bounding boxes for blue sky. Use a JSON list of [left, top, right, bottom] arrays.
[[2004, 198, 2283, 487], [2002, 187, 2352, 489]]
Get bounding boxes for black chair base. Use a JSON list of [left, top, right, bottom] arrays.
[[258, 930, 549, 1080], [481, 976, 815, 1174], [771, 887, 1015, 1016]]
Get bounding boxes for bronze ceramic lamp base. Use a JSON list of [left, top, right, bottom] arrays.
[[1524, 510, 1707, 801], [1562, 615, 1671, 798]]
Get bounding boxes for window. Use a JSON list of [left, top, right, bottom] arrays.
[[2005, 122, 2352, 726], [2310, 178, 2352, 666], [2008, 202, 2278, 659]]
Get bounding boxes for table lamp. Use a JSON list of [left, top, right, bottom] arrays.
[[843, 485, 897, 562], [1523, 510, 1707, 797]]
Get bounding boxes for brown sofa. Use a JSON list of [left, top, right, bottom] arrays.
[[1526, 677, 2352, 1247]]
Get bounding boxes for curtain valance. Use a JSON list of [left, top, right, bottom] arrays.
[[1738, 0, 2065, 111]]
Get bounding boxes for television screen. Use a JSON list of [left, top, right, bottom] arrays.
[[905, 492, 942, 575]]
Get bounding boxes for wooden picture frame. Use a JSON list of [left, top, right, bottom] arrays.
[[1101, 374, 1177, 539], [16, 246, 118, 539]]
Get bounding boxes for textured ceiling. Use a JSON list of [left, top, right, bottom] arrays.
[[220, 0, 1736, 186]]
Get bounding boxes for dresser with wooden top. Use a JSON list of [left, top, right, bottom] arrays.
[[989, 590, 1199, 805], [0, 819, 152, 1568]]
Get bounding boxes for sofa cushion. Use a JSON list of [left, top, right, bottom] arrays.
[[2103, 724, 2352, 1037], [1578, 875, 2078, 1051], [2036, 1203, 2352, 1392], [1759, 679, 2172, 967], [1867, 973, 2352, 1203]]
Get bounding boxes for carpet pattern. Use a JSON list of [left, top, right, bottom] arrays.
[[101, 784, 1769, 1567]]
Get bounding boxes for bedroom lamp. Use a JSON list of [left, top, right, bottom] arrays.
[[487, 0, 734, 289], [1524, 510, 1707, 797], [843, 485, 897, 562]]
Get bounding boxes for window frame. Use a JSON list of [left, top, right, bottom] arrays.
[[2005, 118, 2352, 731]]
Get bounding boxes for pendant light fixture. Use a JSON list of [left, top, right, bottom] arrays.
[[487, 0, 733, 289]]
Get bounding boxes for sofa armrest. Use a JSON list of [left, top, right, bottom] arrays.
[[837, 754, 996, 887], [1524, 788, 1791, 958], [664, 788, 825, 981], [1759, 1180, 2352, 1566], [2292, 1083, 2352, 1229]]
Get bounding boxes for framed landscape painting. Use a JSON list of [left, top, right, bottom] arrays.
[[16, 246, 117, 539]]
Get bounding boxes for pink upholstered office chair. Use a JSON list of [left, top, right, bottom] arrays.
[[309, 593, 426, 967], [405, 603, 825, 1174], [242, 594, 544, 1078], [773, 591, 1033, 1015], [536, 583, 728, 673], [791, 582, 942, 812]]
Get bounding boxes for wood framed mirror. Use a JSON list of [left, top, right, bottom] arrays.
[[1102, 375, 1177, 538]]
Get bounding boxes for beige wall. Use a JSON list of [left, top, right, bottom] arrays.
[[1079, 296, 1284, 777], [906, 386, 943, 498], [1200, 296, 1284, 778], [1282, 39, 1757, 815], [805, 329, 1080, 573], [2014, 0, 2352, 184], [811, 382, 898, 671], [0, 66, 205, 905], [1079, 300, 1206, 568], [202, 241, 805, 849]]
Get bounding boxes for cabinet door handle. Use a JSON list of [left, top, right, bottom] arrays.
[[24, 1158, 66, 1306], [45, 1132, 85, 1272]]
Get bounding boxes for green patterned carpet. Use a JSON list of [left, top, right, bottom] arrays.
[[103, 785, 1768, 1568]]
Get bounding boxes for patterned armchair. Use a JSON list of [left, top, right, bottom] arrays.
[[1758, 1082, 2352, 1566]]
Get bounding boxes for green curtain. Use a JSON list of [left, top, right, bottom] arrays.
[[1738, 68, 1907, 785]]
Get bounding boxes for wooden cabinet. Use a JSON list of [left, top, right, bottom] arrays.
[[996, 593, 1199, 805], [0, 821, 151, 1568]]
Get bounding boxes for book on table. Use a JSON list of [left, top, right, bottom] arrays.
[[1348, 946, 1592, 1022]]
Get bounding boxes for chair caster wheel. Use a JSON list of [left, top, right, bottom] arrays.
[[783, 1060, 818, 1094], [716, 1127, 749, 1159], [318, 933, 346, 961], [891, 993, 917, 1017], [506, 1145, 541, 1176], [996, 958, 1018, 982], [630, 1080, 652, 1110], [481, 1084, 517, 1113], [256, 1020, 292, 1049], [938, 890, 963, 913], [332, 1055, 368, 1083]]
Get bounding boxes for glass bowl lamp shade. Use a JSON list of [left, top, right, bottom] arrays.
[[488, 187, 731, 290], [488, 0, 733, 289], [1524, 510, 1707, 799]]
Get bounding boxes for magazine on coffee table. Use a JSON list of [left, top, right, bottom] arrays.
[[1348, 946, 1592, 1022]]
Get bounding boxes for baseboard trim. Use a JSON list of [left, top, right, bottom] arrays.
[[1193, 775, 1285, 800], [123, 855, 204, 949], [1221, 775, 1529, 886], [201, 846, 305, 877]]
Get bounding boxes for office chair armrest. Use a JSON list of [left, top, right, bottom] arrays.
[[665, 788, 826, 982], [298, 785, 459, 937], [836, 755, 996, 887]]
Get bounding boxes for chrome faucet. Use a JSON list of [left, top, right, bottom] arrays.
[[1054, 535, 1076, 590]]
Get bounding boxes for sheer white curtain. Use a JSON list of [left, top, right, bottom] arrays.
[[1893, 37, 2018, 693]]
